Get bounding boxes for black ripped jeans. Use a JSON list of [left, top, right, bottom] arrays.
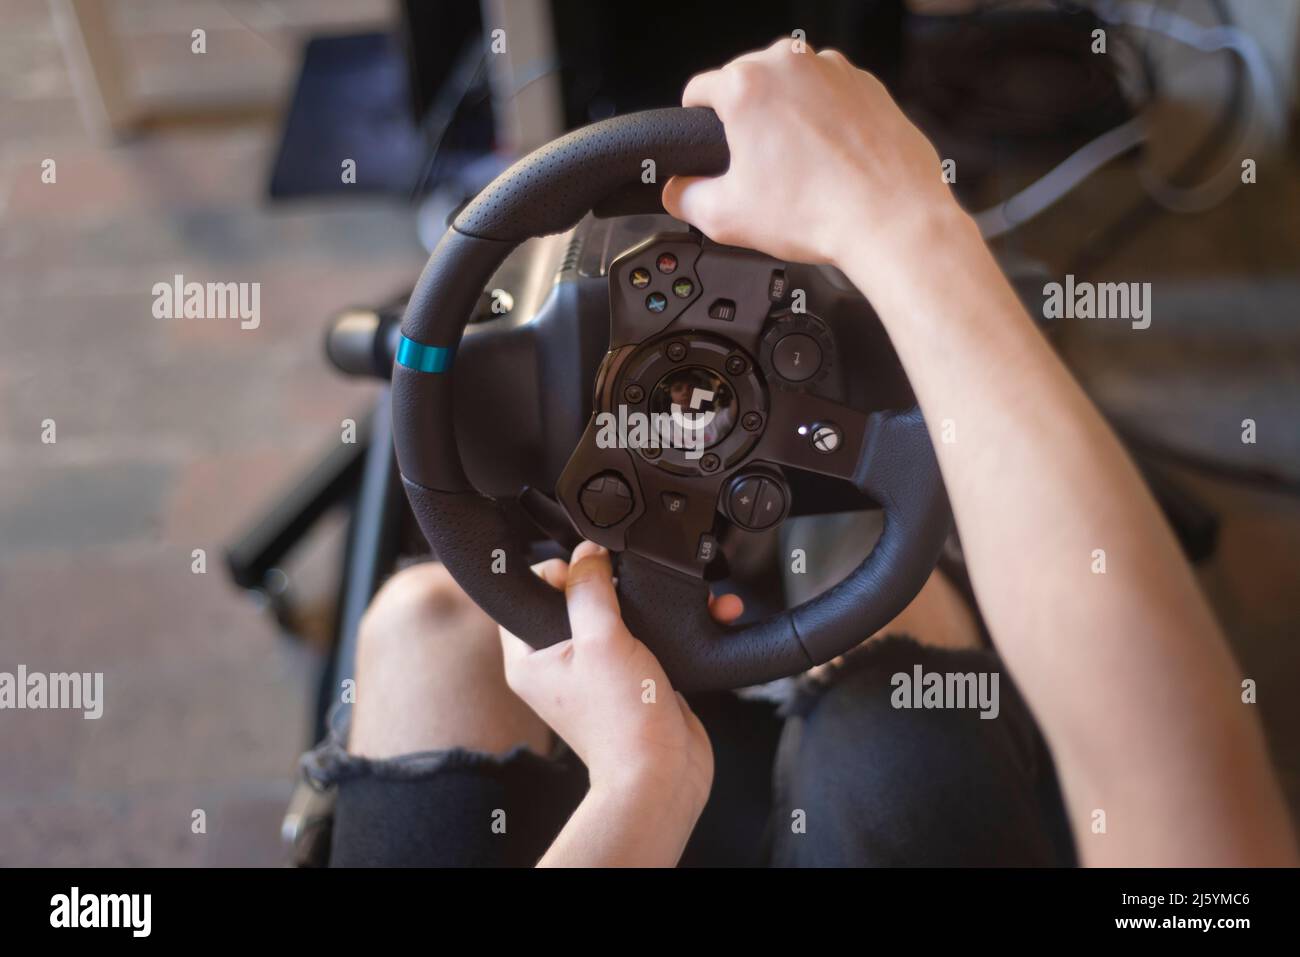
[[302, 635, 1075, 867]]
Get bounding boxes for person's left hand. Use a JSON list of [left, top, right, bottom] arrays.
[[499, 541, 742, 820]]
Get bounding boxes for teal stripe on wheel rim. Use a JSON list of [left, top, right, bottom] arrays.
[[396, 336, 454, 373]]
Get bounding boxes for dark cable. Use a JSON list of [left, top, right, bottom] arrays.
[[407, 38, 490, 201]]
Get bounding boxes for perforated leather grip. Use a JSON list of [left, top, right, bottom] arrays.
[[453, 107, 729, 243]]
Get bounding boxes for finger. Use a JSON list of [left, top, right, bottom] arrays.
[[682, 68, 727, 108], [661, 175, 723, 237], [565, 541, 623, 644], [683, 55, 775, 110], [708, 592, 745, 625], [531, 558, 569, 591], [722, 38, 799, 69], [499, 626, 534, 684], [662, 174, 704, 222], [685, 37, 807, 109]]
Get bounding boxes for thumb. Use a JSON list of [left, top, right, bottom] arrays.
[[662, 175, 723, 235], [565, 541, 623, 645]]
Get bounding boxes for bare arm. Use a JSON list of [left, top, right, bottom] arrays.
[[664, 40, 1296, 865], [851, 212, 1294, 865], [536, 768, 701, 868], [501, 545, 737, 867]]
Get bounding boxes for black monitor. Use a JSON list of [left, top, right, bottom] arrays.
[[401, 0, 904, 134]]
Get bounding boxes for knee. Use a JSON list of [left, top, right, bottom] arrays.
[[348, 563, 549, 759], [797, 642, 1030, 794], [356, 563, 499, 675], [776, 641, 1059, 865], [365, 562, 472, 623]]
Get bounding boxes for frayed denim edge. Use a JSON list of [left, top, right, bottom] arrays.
[[299, 702, 571, 791]]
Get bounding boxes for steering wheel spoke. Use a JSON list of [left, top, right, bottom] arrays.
[[553, 411, 727, 577], [849, 407, 940, 507], [749, 391, 873, 484]]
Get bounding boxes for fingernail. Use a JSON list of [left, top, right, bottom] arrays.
[[572, 540, 608, 562]]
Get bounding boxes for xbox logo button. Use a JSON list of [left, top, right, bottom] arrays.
[[811, 423, 842, 453]]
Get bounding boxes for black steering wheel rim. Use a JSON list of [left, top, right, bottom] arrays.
[[392, 107, 951, 692]]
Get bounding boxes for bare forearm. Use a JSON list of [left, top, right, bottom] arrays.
[[842, 207, 1295, 864], [655, 37, 1293, 864], [538, 775, 699, 868]]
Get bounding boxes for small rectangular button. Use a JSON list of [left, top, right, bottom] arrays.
[[768, 270, 787, 301], [661, 491, 687, 514], [696, 533, 718, 562], [708, 298, 736, 321]]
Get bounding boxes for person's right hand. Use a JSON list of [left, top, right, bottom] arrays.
[[662, 38, 966, 288]]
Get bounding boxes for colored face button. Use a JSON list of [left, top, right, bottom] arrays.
[[656, 253, 678, 274], [646, 292, 668, 313], [630, 267, 651, 288], [672, 278, 694, 298]]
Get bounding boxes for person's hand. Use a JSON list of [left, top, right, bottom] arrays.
[[662, 38, 967, 287], [499, 541, 741, 822]]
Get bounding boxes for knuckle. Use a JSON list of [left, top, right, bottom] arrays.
[[682, 70, 712, 103], [684, 186, 725, 236], [694, 188, 740, 244], [819, 48, 851, 71], [725, 62, 767, 105], [565, 553, 611, 590], [859, 69, 888, 96], [576, 623, 621, 651]]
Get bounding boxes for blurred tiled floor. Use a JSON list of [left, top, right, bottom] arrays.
[[1, 0, 1298, 866], [0, 0, 423, 865]]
